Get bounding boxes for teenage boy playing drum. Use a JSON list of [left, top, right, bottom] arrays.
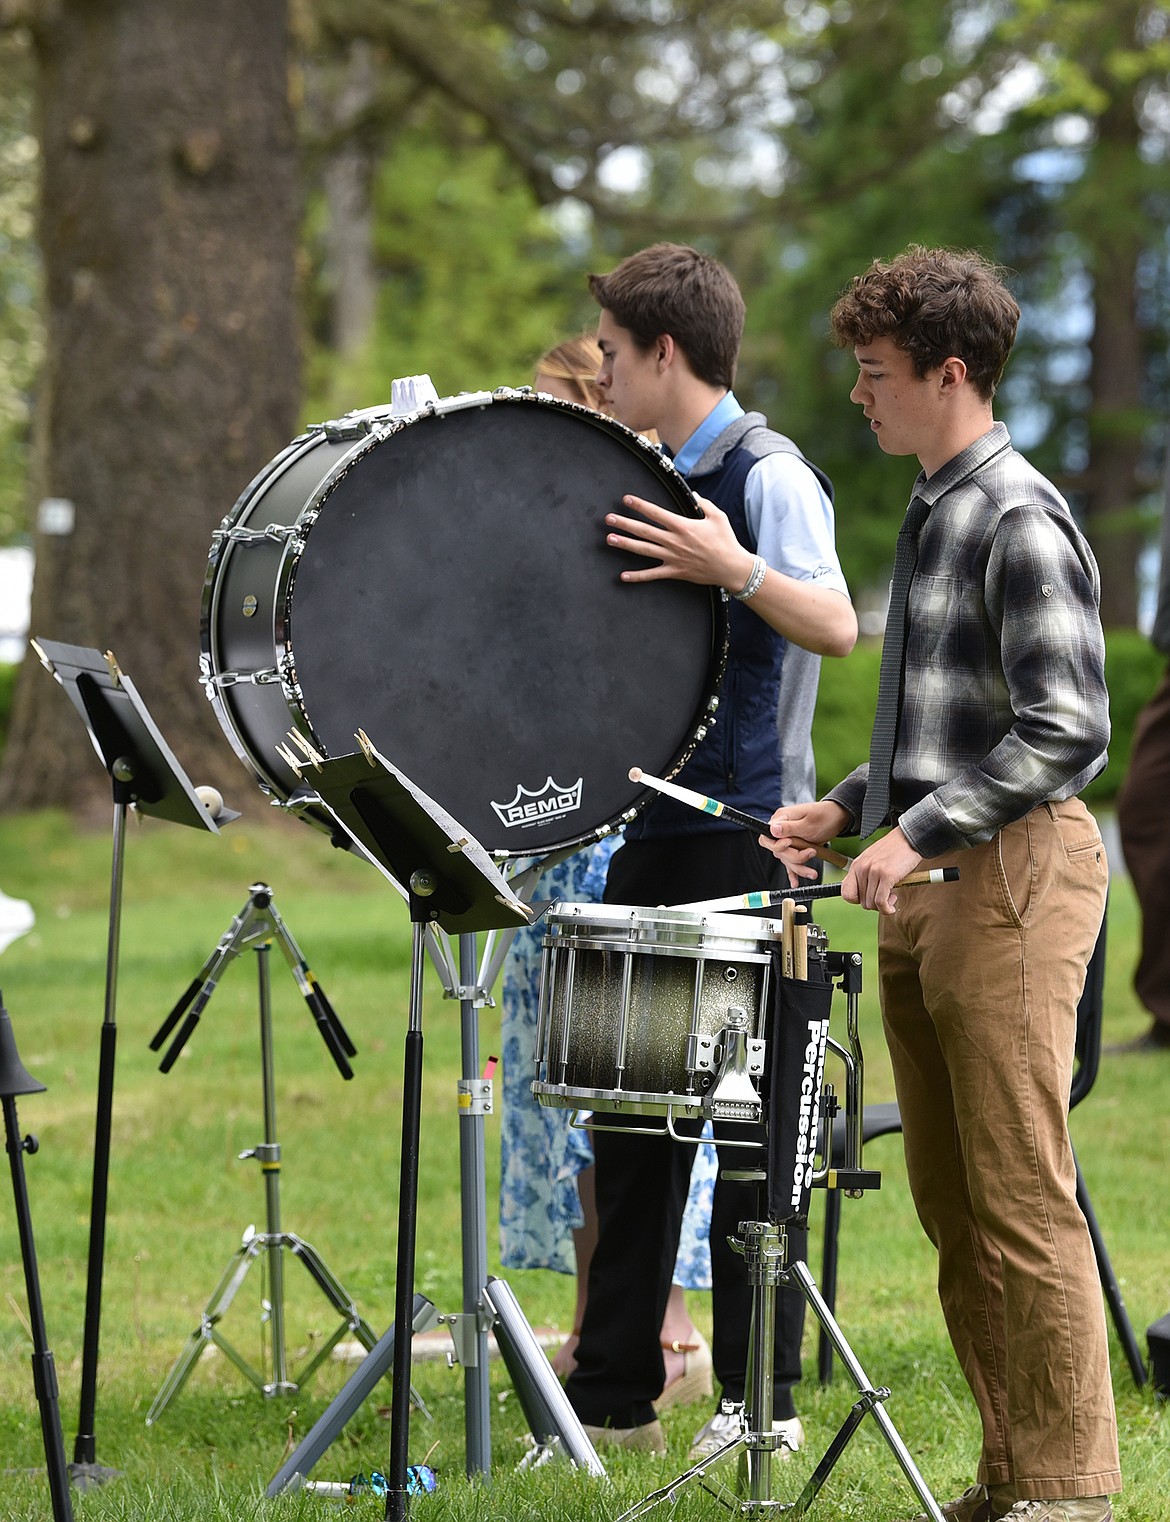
[[563, 242, 856, 1457], [765, 246, 1119, 1522]]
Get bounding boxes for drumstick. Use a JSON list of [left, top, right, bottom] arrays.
[[628, 766, 852, 869], [793, 905, 809, 980], [672, 867, 960, 915], [781, 897, 795, 978]]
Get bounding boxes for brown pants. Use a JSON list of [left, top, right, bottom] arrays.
[[1116, 660, 1170, 1026], [878, 799, 1120, 1500]]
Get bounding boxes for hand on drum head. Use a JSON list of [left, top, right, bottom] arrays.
[[606, 493, 755, 592]]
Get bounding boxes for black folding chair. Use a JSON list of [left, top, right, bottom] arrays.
[[817, 912, 1147, 1387]]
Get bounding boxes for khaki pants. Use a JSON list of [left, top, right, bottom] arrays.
[[878, 799, 1121, 1500]]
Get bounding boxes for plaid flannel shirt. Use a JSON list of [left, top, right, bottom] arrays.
[[827, 423, 1109, 858]]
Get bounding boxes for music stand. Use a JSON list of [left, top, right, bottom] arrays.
[[1, 994, 75, 1521], [31, 639, 235, 1488], [270, 737, 601, 1520]]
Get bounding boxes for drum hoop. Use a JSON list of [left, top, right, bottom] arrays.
[[200, 427, 363, 792], [202, 390, 729, 851], [532, 1081, 709, 1120], [546, 901, 781, 944]]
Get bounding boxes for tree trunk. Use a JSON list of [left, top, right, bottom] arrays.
[[1078, 46, 1147, 629], [320, 40, 378, 357], [0, 0, 300, 818]]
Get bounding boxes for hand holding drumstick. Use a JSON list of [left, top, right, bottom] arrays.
[[629, 766, 956, 914]]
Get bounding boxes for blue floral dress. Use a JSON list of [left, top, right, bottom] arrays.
[[498, 838, 716, 1287]]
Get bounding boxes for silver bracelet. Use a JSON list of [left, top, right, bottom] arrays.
[[732, 554, 767, 601]]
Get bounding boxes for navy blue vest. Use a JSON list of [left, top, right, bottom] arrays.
[[627, 414, 834, 840]]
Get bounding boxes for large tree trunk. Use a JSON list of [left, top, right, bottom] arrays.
[[0, 0, 300, 817], [1075, 14, 1149, 630]]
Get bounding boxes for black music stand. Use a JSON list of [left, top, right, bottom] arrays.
[[266, 738, 601, 1520], [1, 994, 75, 1522], [31, 639, 235, 1488]]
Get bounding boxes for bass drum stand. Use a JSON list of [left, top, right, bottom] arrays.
[[265, 742, 604, 1511], [618, 948, 945, 1522]]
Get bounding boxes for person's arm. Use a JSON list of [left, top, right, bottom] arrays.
[[605, 457, 857, 658]]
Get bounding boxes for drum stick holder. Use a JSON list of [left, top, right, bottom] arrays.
[[618, 946, 944, 1522], [144, 882, 379, 1424]]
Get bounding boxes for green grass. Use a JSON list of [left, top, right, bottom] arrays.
[[0, 809, 1167, 1519]]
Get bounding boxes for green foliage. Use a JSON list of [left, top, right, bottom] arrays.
[[302, 124, 599, 422], [1093, 628, 1168, 799], [0, 657, 16, 752], [810, 639, 881, 798]]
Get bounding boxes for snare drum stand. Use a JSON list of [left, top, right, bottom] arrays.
[[145, 883, 379, 1422], [617, 952, 944, 1522]]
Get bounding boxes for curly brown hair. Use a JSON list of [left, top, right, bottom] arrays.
[[830, 246, 1020, 401]]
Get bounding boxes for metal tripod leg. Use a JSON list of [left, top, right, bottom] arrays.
[[615, 1230, 944, 1522], [266, 1296, 441, 1497], [484, 1278, 606, 1475], [789, 1258, 944, 1522], [145, 1227, 382, 1424]]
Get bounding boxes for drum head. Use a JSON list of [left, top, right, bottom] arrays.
[[287, 394, 723, 855]]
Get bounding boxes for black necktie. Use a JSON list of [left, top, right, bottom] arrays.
[[859, 495, 931, 838]]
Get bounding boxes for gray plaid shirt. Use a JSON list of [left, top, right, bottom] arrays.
[[827, 423, 1109, 858]]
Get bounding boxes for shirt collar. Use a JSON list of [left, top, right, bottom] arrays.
[[914, 422, 1012, 505], [671, 392, 744, 475]]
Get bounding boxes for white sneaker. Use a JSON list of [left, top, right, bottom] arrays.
[[689, 1408, 804, 1463]]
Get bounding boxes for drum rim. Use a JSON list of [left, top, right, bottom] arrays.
[[201, 389, 730, 852], [199, 426, 363, 798], [531, 1080, 712, 1119], [546, 900, 782, 942]]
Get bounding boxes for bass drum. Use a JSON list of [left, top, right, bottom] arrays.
[[200, 389, 727, 857]]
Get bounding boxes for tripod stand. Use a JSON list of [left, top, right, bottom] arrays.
[[145, 883, 378, 1421], [264, 741, 605, 1517], [616, 949, 944, 1522]]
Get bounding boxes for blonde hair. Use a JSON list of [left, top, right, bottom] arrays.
[[535, 333, 603, 409]]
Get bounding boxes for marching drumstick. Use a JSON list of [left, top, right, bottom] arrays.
[[672, 868, 960, 916], [628, 766, 852, 869], [781, 897, 795, 978], [793, 904, 809, 980]]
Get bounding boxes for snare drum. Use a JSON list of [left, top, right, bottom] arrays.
[[200, 390, 727, 854], [532, 903, 780, 1123]]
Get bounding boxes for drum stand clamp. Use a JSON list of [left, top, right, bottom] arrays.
[[145, 883, 380, 1423]]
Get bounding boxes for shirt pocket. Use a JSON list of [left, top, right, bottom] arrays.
[[906, 574, 969, 668]]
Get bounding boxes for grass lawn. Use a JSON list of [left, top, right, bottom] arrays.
[[0, 808, 1166, 1519]]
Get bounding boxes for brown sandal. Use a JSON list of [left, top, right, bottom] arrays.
[[653, 1332, 713, 1411]]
